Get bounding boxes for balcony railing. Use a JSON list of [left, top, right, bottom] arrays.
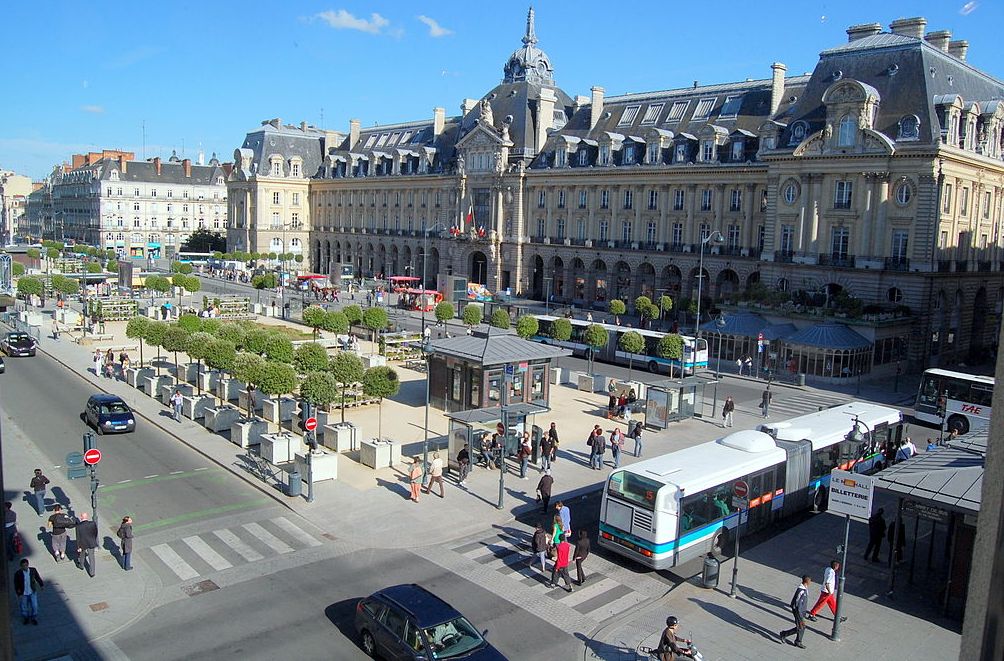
[[885, 257, 910, 271], [719, 245, 744, 256], [818, 253, 856, 268], [774, 251, 795, 263]]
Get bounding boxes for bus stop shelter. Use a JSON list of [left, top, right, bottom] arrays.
[[643, 376, 720, 429], [445, 402, 550, 472]]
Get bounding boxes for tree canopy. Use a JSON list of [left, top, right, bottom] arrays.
[[362, 366, 400, 400], [362, 306, 389, 340], [657, 333, 684, 360], [323, 310, 349, 334], [204, 338, 237, 372], [263, 333, 294, 363], [299, 371, 340, 407], [462, 305, 483, 327], [232, 352, 266, 386], [342, 304, 363, 325], [551, 318, 572, 342], [180, 228, 226, 253], [515, 315, 539, 339], [583, 324, 609, 351], [293, 342, 329, 374], [434, 302, 455, 323], [609, 299, 626, 317], [256, 361, 298, 396], [618, 330, 645, 355], [490, 309, 511, 329]]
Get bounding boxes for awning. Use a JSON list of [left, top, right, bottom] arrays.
[[446, 402, 551, 425], [699, 312, 768, 338], [146, 243, 161, 248], [784, 323, 871, 350], [626, 135, 647, 143]]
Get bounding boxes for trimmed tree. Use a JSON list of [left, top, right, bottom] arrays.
[[618, 330, 645, 381], [125, 315, 151, 367], [329, 351, 365, 422], [244, 328, 272, 355], [322, 310, 349, 334], [434, 301, 455, 325], [232, 352, 266, 417], [658, 295, 674, 322], [299, 371, 340, 410], [343, 304, 363, 326], [263, 333, 294, 363], [362, 366, 400, 442], [551, 317, 572, 342], [215, 323, 247, 350], [187, 331, 214, 394], [200, 317, 222, 335], [204, 338, 236, 373], [657, 333, 684, 377], [183, 274, 201, 299], [51, 275, 80, 297], [145, 320, 168, 375], [302, 305, 327, 339], [17, 276, 43, 300], [461, 305, 483, 328], [609, 299, 626, 323], [12, 261, 24, 276], [634, 295, 652, 318], [294, 342, 329, 374], [177, 313, 202, 333], [362, 306, 389, 343], [515, 314, 539, 340], [639, 302, 659, 328], [583, 323, 609, 374], [85, 262, 102, 274], [490, 309, 511, 329], [161, 325, 192, 382], [251, 273, 278, 290], [257, 361, 298, 400]]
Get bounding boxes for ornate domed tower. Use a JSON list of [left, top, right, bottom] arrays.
[[503, 7, 555, 86]]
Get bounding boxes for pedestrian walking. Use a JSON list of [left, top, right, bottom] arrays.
[[4, 501, 17, 557], [548, 422, 559, 464], [722, 395, 735, 428], [117, 516, 134, 570], [51, 317, 59, 341], [744, 355, 753, 376], [630, 421, 644, 457], [29, 468, 50, 516], [408, 457, 423, 503], [556, 501, 571, 538], [92, 349, 103, 376], [779, 574, 812, 649], [760, 385, 772, 418], [423, 452, 445, 498], [518, 431, 532, 479], [573, 529, 590, 585], [536, 469, 553, 514], [546, 533, 574, 592], [47, 504, 75, 562], [121, 354, 131, 379], [14, 558, 44, 625], [864, 507, 886, 562], [74, 512, 99, 577], [531, 523, 548, 574], [456, 444, 471, 487], [806, 560, 846, 622], [607, 379, 619, 419], [104, 349, 115, 378], [169, 389, 184, 422], [539, 433, 553, 472], [592, 430, 607, 470], [609, 428, 623, 468], [550, 514, 564, 548]]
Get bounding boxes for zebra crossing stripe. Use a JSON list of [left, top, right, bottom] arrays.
[[555, 577, 619, 606], [271, 517, 322, 547], [243, 522, 294, 554], [212, 529, 264, 562], [580, 591, 648, 619], [182, 535, 233, 571], [151, 543, 199, 580]]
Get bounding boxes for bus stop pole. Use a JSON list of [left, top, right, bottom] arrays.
[[729, 509, 741, 598], [831, 514, 851, 641]]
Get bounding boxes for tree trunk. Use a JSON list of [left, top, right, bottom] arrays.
[[340, 384, 347, 423], [139, 339, 144, 368], [628, 355, 633, 382]]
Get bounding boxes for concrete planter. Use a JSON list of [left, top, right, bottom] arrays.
[[359, 439, 401, 469], [182, 394, 216, 420], [577, 374, 595, 392], [175, 363, 199, 384], [160, 382, 193, 405], [198, 369, 220, 392], [216, 377, 241, 402], [321, 422, 358, 452], [231, 418, 268, 449], [295, 449, 338, 482], [239, 388, 264, 414], [362, 353, 386, 369], [260, 432, 299, 464], [127, 367, 155, 389], [262, 396, 296, 424], [139, 374, 173, 397], [204, 405, 241, 432]]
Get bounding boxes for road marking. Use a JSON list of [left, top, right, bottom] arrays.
[[170, 470, 184, 475], [195, 467, 209, 471], [143, 475, 158, 479], [117, 480, 132, 484], [242, 522, 293, 554], [212, 529, 264, 562], [556, 577, 619, 606], [151, 543, 199, 580], [271, 517, 322, 547], [132, 497, 272, 532], [182, 535, 233, 571], [100, 467, 225, 492], [580, 590, 648, 619]]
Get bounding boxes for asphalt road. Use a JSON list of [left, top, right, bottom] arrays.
[[0, 349, 272, 531], [112, 549, 576, 661]]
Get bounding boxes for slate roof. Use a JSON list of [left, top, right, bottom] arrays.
[[427, 329, 569, 366], [874, 428, 987, 514], [96, 159, 227, 186], [239, 121, 326, 178], [784, 323, 871, 349]]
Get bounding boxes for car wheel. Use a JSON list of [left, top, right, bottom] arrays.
[[360, 630, 377, 658]]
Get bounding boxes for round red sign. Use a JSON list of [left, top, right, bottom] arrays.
[[304, 417, 318, 432], [83, 448, 102, 466], [733, 480, 749, 498]]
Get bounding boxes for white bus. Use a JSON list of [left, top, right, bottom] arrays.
[[598, 402, 904, 569], [176, 251, 215, 266], [530, 315, 709, 375], [914, 368, 993, 436]]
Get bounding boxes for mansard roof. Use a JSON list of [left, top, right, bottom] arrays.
[[96, 159, 227, 186], [238, 120, 326, 178]]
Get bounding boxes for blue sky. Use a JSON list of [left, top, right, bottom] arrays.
[[2, 0, 1001, 180]]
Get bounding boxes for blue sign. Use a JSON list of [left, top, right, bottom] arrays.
[[504, 364, 514, 376]]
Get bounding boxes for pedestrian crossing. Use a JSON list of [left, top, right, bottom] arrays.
[[448, 530, 649, 621], [758, 391, 850, 419], [145, 516, 322, 582]]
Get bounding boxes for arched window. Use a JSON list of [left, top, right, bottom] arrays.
[[887, 287, 903, 303], [270, 237, 284, 252], [838, 115, 856, 146]]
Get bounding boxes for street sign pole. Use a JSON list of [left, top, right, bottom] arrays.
[[831, 513, 851, 642], [83, 432, 99, 523], [729, 480, 749, 598], [302, 403, 315, 503]]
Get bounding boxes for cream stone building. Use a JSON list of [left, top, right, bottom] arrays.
[[229, 11, 1004, 377]]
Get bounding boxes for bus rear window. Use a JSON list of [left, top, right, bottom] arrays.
[[608, 471, 661, 510]]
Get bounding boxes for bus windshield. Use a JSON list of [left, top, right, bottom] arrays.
[[608, 470, 662, 511]]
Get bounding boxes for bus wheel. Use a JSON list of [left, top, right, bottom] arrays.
[[813, 488, 828, 512], [647, 360, 659, 373], [711, 530, 726, 555], [946, 415, 969, 436]]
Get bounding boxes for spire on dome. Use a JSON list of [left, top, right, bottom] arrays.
[[502, 6, 554, 85], [523, 7, 537, 47]]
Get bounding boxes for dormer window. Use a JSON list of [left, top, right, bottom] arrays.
[[599, 145, 610, 166], [719, 95, 743, 118], [618, 106, 640, 126], [675, 144, 687, 163], [693, 98, 716, 121], [731, 140, 744, 161], [838, 114, 856, 146], [290, 162, 300, 178], [623, 145, 635, 165], [789, 121, 807, 146], [647, 143, 661, 164], [641, 104, 663, 125], [667, 101, 689, 122], [110, 170, 119, 181], [271, 161, 282, 176], [555, 149, 566, 167], [700, 140, 715, 162], [578, 150, 589, 166]]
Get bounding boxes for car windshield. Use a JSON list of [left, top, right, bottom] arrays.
[[423, 616, 484, 659], [9, 334, 30, 344], [101, 402, 130, 415]]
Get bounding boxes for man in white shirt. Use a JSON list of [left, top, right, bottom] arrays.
[[806, 560, 846, 622], [423, 452, 445, 498]]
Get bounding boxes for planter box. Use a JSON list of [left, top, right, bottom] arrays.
[[296, 449, 338, 482], [204, 405, 241, 432], [232, 418, 268, 449], [182, 394, 215, 420], [239, 389, 264, 414], [160, 382, 193, 405], [139, 374, 173, 397], [260, 432, 299, 464], [362, 353, 386, 369], [127, 367, 155, 389], [198, 369, 220, 392], [216, 377, 241, 402], [262, 396, 296, 424], [359, 439, 401, 469], [550, 367, 561, 385], [322, 422, 359, 452], [577, 374, 595, 392], [175, 363, 199, 384]]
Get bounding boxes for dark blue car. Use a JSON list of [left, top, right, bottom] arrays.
[[354, 584, 507, 660], [84, 394, 136, 434]]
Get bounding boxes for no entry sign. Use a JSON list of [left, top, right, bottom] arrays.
[[733, 480, 749, 498], [303, 417, 318, 432], [83, 448, 102, 465]]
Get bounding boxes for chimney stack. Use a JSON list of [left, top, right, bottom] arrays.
[[461, 98, 478, 116], [300, 121, 308, 132], [118, 154, 128, 174], [948, 39, 969, 60], [890, 17, 927, 39], [72, 154, 84, 169], [589, 86, 605, 129], [349, 119, 360, 148], [182, 158, 192, 178], [770, 62, 787, 117], [433, 107, 445, 138], [925, 30, 952, 51], [154, 157, 161, 175], [537, 88, 557, 153], [846, 23, 882, 42]]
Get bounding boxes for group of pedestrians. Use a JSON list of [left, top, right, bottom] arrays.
[[527, 501, 589, 592], [92, 348, 131, 380], [586, 422, 643, 470], [779, 559, 847, 649], [10, 468, 138, 626]]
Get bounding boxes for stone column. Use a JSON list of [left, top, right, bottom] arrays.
[[685, 184, 697, 244], [809, 175, 822, 255], [796, 174, 810, 254], [857, 174, 877, 257], [659, 184, 669, 244], [744, 183, 757, 248], [872, 174, 891, 257]]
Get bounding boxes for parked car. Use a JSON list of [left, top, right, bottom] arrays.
[[1, 332, 36, 357], [84, 394, 136, 435], [354, 584, 507, 660]]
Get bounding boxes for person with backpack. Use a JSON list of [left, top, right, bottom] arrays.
[[47, 504, 75, 562], [629, 421, 644, 457], [530, 523, 549, 574], [518, 432, 532, 479]]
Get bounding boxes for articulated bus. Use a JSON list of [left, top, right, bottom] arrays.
[[598, 402, 904, 569], [530, 315, 708, 375], [176, 251, 215, 266], [914, 368, 993, 436]]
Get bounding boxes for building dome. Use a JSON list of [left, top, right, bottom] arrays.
[[503, 7, 554, 86]]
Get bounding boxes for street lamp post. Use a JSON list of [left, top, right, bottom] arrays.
[[420, 220, 447, 487], [543, 276, 552, 315], [693, 230, 723, 375]]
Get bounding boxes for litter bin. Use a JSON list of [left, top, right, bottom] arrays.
[[287, 469, 302, 497], [796, 373, 806, 386], [701, 553, 720, 589]]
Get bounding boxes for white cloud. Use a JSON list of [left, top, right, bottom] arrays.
[[316, 9, 389, 34], [80, 105, 104, 114], [418, 15, 453, 37], [960, 1, 978, 15]]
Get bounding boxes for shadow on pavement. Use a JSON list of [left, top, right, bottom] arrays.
[[325, 598, 364, 649], [575, 631, 640, 660], [687, 596, 782, 644]]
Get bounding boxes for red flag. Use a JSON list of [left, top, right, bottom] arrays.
[[464, 201, 474, 227]]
